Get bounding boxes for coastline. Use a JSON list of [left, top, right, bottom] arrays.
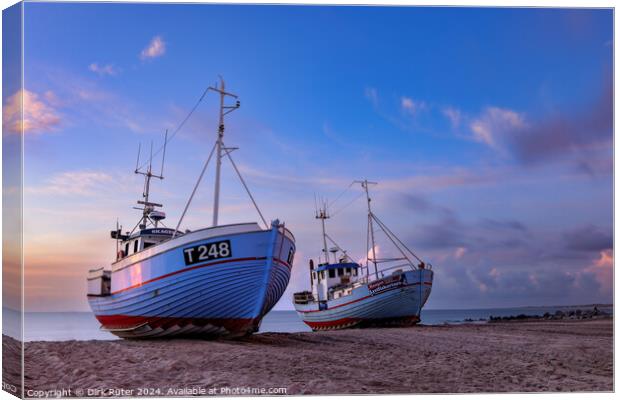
[[7, 318, 612, 395]]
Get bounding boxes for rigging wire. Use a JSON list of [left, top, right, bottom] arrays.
[[327, 181, 355, 209], [222, 140, 269, 229], [127, 83, 272, 239], [330, 192, 365, 218], [128, 216, 144, 236], [137, 87, 211, 171], [324, 233, 359, 263], [371, 212, 423, 264], [172, 141, 217, 237], [365, 211, 371, 276]]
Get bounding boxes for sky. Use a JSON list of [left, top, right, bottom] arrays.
[[3, 3, 613, 311]]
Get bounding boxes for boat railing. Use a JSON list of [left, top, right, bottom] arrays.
[[293, 291, 315, 305], [359, 260, 432, 282], [280, 225, 296, 243]]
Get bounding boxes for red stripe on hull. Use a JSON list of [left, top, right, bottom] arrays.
[[95, 314, 258, 334], [304, 317, 361, 330], [304, 315, 421, 331]]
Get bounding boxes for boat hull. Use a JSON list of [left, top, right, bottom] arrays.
[[88, 222, 295, 339], [294, 269, 433, 331]]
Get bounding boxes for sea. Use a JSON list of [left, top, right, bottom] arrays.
[[2, 304, 612, 342]]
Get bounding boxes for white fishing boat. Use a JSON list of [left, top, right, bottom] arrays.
[[87, 78, 296, 339], [293, 180, 433, 330]]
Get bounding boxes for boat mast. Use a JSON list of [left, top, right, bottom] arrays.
[[134, 135, 166, 230], [172, 78, 240, 237], [355, 179, 378, 279], [209, 76, 239, 227], [316, 201, 330, 265]]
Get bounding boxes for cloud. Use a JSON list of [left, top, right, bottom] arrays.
[[140, 36, 166, 60], [414, 213, 467, 250], [236, 163, 348, 190], [39, 66, 164, 134], [453, 246, 466, 259], [364, 87, 379, 108], [362, 88, 434, 131], [74, 88, 149, 133], [442, 106, 462, 128], [575, 157, 613, 177], [387, 189, 611, 306], [400, 96, 427, 115], [469, 106, 525, 149], [588, 249, 613, 296], [510, 85, 612, 165], [322, 122, 354, 149], [2, 89, 61, 134], [397, 193, 434, 212], [393, 192, 453, 217], [26, 170, 114, 196], [380, 167, 500, 192], [88, 63, 119, 76], [467, 83, 612, 170], [480, 218, 527, 232], [564, 224, 613, 253], [358, 244, 381, 266]]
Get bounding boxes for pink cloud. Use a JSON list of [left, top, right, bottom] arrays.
[[442, 106, 462, 128], [2, 89, 61, 134], [469, 106, 525, 149], [380, 168, 497, 192], [89, 62, 119, 76], [465, 82, 611, 169], [453, 246, 466, 259], [364, 87, 379, 108], [400, 96, 427, 115], [140, 36, 166, 60], [585, 249, 613, 296], [26, 170, 114, 196]]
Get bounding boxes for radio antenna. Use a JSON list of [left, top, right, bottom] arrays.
[[135, 143, 142, 172], [133, 133, 166, 231], [160, 129, 168, 178]]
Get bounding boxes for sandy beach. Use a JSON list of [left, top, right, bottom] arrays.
[[5, 318, 613, 396]]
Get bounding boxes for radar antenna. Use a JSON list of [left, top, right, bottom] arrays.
[[134, 130, 168, 230]]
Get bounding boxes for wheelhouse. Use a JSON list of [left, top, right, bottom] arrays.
[[114, 227, 182, 260], [312, 262, 359, 285], [307, 261, 361, 303]]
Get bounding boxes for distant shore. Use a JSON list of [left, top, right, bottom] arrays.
[[4, 318, 612, 396]]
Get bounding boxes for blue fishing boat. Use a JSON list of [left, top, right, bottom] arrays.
[[293, 180, 433, 330], [87, 78, 296, 338]]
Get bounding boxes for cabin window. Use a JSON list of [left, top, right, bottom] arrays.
[[328, 269, 336, 278], [321, 271, 325, 279], [133, 240, 139, 253], [124, 242, 129, 255], [346, 267, 351, 274], [338, 268, 344, 276]]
